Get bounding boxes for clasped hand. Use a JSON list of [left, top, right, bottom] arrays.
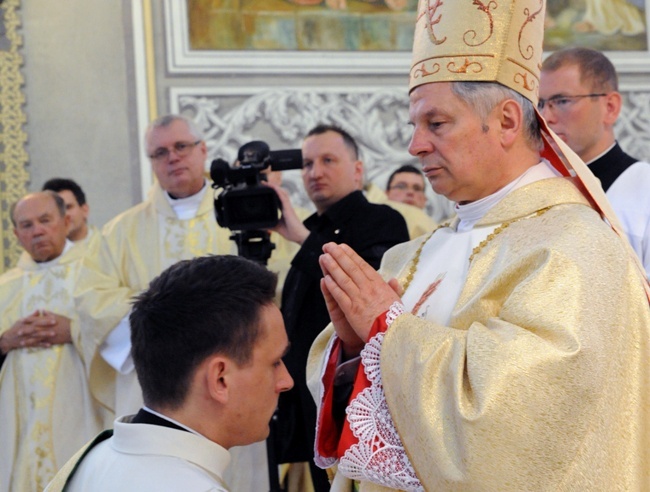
[[319, 243, 401, 358], [0, 310, 72, 355]]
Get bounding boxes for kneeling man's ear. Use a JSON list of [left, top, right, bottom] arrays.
[[204, 355, 231, 404]]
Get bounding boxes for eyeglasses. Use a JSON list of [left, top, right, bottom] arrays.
[[537, 93, 607, 112], [149, 140, 201, 161], [388, 183, 426, 193]]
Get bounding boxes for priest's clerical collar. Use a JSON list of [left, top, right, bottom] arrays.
[[141, 406, 204, 438], [584, 142, 616, 166], [34, 239, 75, 268], [165, 180, 207, 220], [455, 161, 560, 232]]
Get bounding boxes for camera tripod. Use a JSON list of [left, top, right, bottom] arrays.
[[230, 230, 276, 266]]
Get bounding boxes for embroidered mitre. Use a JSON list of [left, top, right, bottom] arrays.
[[410, 0, 544, 105]]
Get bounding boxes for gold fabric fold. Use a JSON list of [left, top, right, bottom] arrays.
[[378, 178, 650, 490]]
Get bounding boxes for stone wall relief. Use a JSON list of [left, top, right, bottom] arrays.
[[0, 0, 29, 270]]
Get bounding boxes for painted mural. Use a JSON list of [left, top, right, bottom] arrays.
[[188, 0, 647, 52], [545, 0, 647, 50], [188, 0, 419, 51]]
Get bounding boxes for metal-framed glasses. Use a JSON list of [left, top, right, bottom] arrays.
[[537, 93, 607, 112], [389, 183, 426, 193], [149, 140, 201, 161]]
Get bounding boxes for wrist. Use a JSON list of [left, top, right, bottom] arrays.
[[340, 338, 364, 360], [0, 333, 10, 355]]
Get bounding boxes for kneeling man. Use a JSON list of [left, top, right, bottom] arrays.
[[46, 255, 293, 491]]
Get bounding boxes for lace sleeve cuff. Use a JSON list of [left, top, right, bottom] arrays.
[[337, 302, 423, 491]]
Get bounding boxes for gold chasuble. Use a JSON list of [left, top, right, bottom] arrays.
[[308, 178, 650, 491], [101, 182, 234, 293], [0, 244, 127, 492]]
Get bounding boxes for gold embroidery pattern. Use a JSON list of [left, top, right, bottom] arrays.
[[401, 207, 552, 292], [30, 350, 60, 490], [469, 207, 551, 262], [464, 1, 497, 47], [514, 71, 536, 92], [0, 0, 30, 272], [411, 54, 496, 81], [508, 56, 540, 95], [160, 215, 217, 269], [412, 61, 441, 79], [419, 0, 446, 45], [401, 222, 449, 292], [447, 58, 484, 74], [518, 0, 544, 60], [20, 265, 76, 490]]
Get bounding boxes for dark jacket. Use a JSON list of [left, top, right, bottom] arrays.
[[276, 190, 409, 464]]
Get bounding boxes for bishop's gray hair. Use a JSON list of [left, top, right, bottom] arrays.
[[451, 82, 543, 151]]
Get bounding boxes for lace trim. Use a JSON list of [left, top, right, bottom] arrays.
[[314, 335, 338, 469], [339, 330, 423, 491], [386, 301, 405, 326]]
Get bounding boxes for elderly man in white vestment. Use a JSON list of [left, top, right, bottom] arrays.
[[307, 1, 650, 491], [45, 255, 293, 492], [97, 114, 277, 491], [0, 191, 127, 492]]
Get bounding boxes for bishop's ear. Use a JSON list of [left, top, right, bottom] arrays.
[[497, 99, 524, 148]]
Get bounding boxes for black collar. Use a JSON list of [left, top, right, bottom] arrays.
[[131, 408, 190, 433], [588, 143, 637, 192]]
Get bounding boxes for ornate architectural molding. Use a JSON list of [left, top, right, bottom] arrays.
[[0, 0, 29, 270], [172, 86, 416, 211], [617, 91, 650, 163]]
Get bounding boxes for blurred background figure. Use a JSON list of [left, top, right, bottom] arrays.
[[0, 191, 126, 492], [41, 178, 102, 257], [540, 47, 650, 277], [42, 178, 91, 242], [385, 164, 428, 209]]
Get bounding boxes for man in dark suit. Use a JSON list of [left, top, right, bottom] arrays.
[[268, 124, 410, 491]]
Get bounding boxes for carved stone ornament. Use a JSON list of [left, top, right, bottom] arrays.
[[174, 87, 419, 213], [0, 0, 29, 271]]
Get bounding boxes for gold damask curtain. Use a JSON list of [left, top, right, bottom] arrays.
[[0, 0, 29, 271]]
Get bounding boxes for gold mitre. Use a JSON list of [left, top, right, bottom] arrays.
[[409, 0, 545, 105]]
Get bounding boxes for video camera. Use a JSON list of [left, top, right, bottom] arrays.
[[210, 141, 302, 265], [210, 141, 303, 231]]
